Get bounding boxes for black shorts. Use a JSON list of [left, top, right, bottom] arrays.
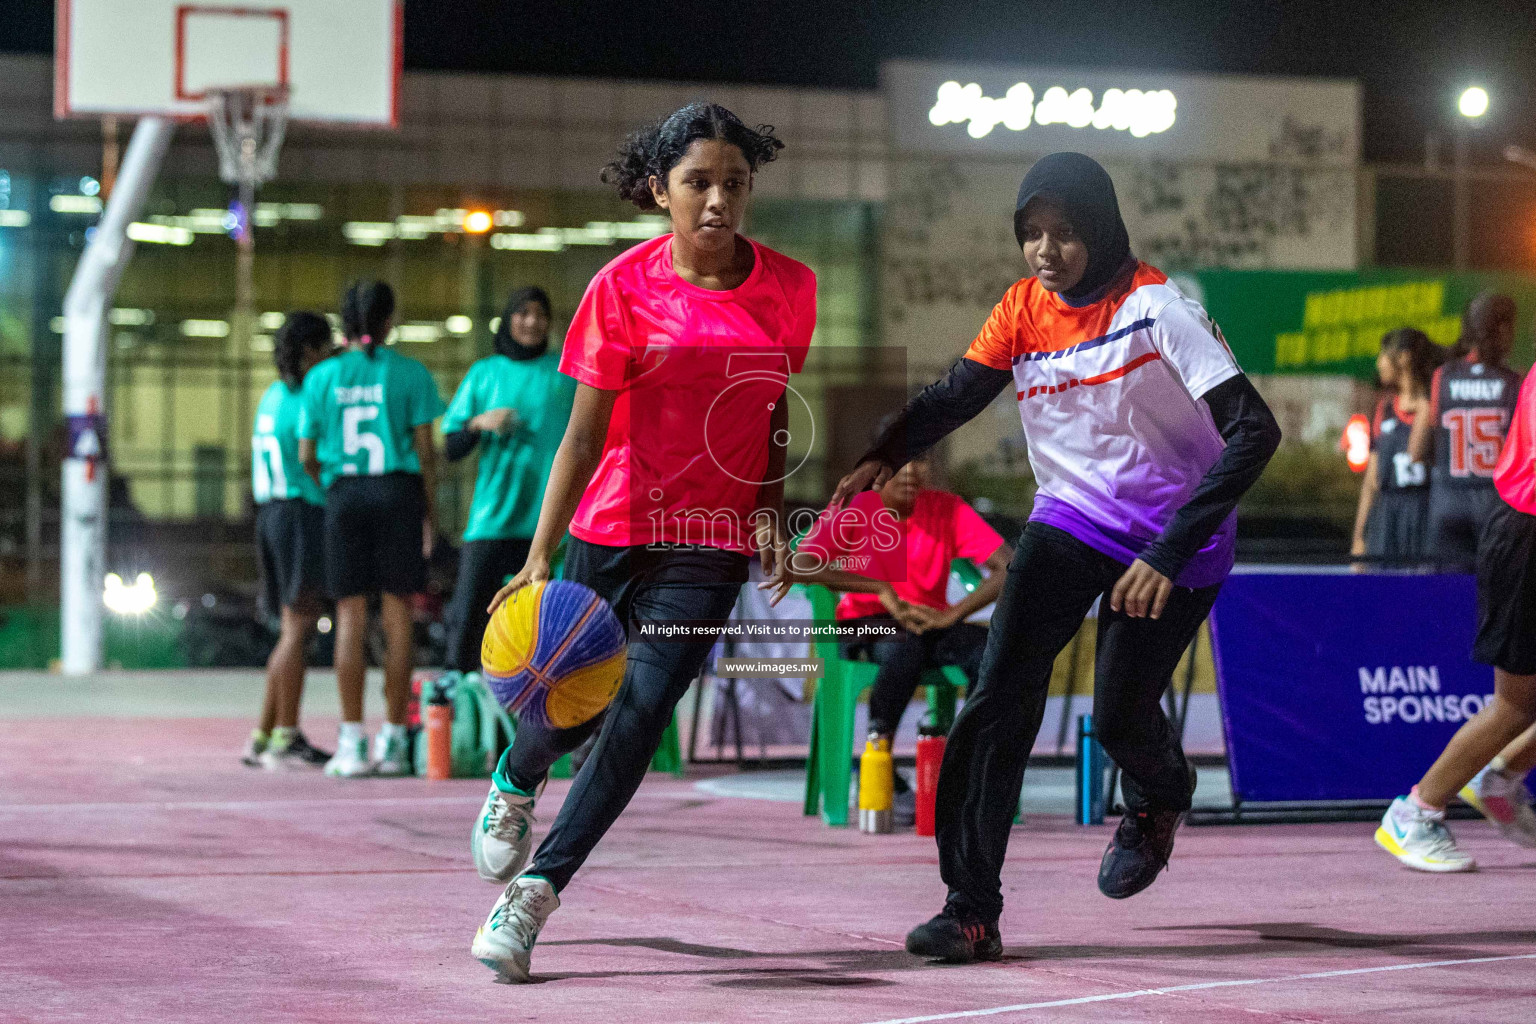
[[256, 499, 326, 617], [1428, 486, 1502, 567], [324, 473, 427, 599], [563, 536, 750, 621], [1365, 489, 1430, 561], [1473, 500, 1536, 675]]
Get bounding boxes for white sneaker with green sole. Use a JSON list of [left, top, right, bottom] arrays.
[[472, 781, 541, 883], [324, 734, 372, 778], [472, 875, 559, 983], [371, 730, 412, 777]]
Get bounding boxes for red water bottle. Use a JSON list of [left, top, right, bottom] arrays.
[[914, 723, 946, 837], [425, 688, 453, 781]]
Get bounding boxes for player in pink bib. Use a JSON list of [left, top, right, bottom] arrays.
[[467, 102, 816, 984]]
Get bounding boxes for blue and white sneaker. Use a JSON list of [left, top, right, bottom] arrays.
[[472, 774, 542, 883], [1375, 795, 1476, 872], [472, 875, 559, 983]]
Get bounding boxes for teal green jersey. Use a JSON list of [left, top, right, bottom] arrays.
[[252, 380, 325, 506], [442, 351, 576, 542], [299, 347, 446, 487]]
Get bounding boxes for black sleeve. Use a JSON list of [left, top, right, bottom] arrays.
[[1138, 374, 1283, 582], [444, 429, 480, 463], [860, 357, 1013, 471]]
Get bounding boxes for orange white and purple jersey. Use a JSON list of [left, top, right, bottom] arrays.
[[964, 261, 1243, 586]]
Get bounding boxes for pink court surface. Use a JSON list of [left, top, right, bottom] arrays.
[[3, 671, 1535, 1023]]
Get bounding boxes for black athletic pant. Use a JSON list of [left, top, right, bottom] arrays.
[[937, 523, 1219, 922], [504, 538, 747, 892], [444, 537, 532, 672], [841, 615, 988, 737]]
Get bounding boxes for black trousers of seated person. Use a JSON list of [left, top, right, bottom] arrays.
[[937, 523, 1219, 922], [840, 615, 988, 739]]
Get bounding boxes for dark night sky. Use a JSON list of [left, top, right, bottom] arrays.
[[4, 0, 1534, 163]]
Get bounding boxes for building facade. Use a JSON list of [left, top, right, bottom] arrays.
[[0, 51, 1532, 603]]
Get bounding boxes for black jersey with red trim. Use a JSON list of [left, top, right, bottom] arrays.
[[1428, 358, 1522, 490], [1372, 395, 1426, 493]]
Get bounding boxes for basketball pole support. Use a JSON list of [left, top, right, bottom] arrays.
[[61, 116, 174, 675]]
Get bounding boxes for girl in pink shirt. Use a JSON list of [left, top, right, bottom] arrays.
[[468, 102, 816, 984]]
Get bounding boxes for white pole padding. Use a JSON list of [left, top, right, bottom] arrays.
[[60, 116, 174, 675]]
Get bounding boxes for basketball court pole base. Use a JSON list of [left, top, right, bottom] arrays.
[[61, 116, 175, 674]]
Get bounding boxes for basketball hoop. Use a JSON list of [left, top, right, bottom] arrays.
[[207, 86, 289, 189]]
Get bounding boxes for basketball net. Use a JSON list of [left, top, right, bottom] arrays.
[[207, 86, 289, 189]]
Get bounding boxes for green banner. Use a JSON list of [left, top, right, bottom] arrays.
[[1187, 269, 1536, 377]]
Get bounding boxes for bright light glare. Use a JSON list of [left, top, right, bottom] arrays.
[[444, 315, 473, 334], [50, 194, 103, 215], [1342, 414, 1371, 472], [126, 222, 193, 246], [1459, 86, 1490, 118], [463, 210, 493, 234], [103, 572, 157, 615], [317, 616, 333, 634]]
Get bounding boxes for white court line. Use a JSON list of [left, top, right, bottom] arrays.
[[863, 952, 1536, 1024], [0, 791, 695, 814]]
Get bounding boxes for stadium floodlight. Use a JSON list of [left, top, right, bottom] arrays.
[[1458, 86, 1489, 119]]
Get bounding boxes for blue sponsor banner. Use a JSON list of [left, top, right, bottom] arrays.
[[1211, 572, 1494, 802]]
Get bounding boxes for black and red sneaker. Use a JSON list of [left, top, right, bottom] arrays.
[[1098, 766, 1197, 899], [905, 906, 1003, 963]]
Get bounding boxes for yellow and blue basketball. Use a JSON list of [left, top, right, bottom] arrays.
[[480, 579, 626, 730]]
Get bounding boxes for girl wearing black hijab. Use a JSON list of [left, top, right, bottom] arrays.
[[820, 152, 1282, 961], [440, 287, 577, 672]]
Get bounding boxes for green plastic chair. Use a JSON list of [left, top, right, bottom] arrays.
[[800, 578, 971, 827]]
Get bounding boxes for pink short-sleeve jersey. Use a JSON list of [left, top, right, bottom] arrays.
[[1494, 369, 1536, 515], [561, 234, 817, 553], [797, 489, 1005, 619]]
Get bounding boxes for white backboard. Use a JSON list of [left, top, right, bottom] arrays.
[[57, 0, 401, 126]]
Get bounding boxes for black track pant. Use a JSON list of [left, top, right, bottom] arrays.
[[937, 523, 1219, 921], [444, 537, 532, 672], [503, 538, 747, 892], [841, 616, 988, 737]]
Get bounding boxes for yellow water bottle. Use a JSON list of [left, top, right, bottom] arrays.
[[859, 733, 894, 834]]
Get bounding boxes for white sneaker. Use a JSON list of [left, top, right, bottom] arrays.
[[371, 729, 412, 777], [324, 734, 372, 778], [471, 876, 559, 983], [1375, 796, 1477, 872], [472, 781, 542, 883], [1461, 766, 1536, 849]]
